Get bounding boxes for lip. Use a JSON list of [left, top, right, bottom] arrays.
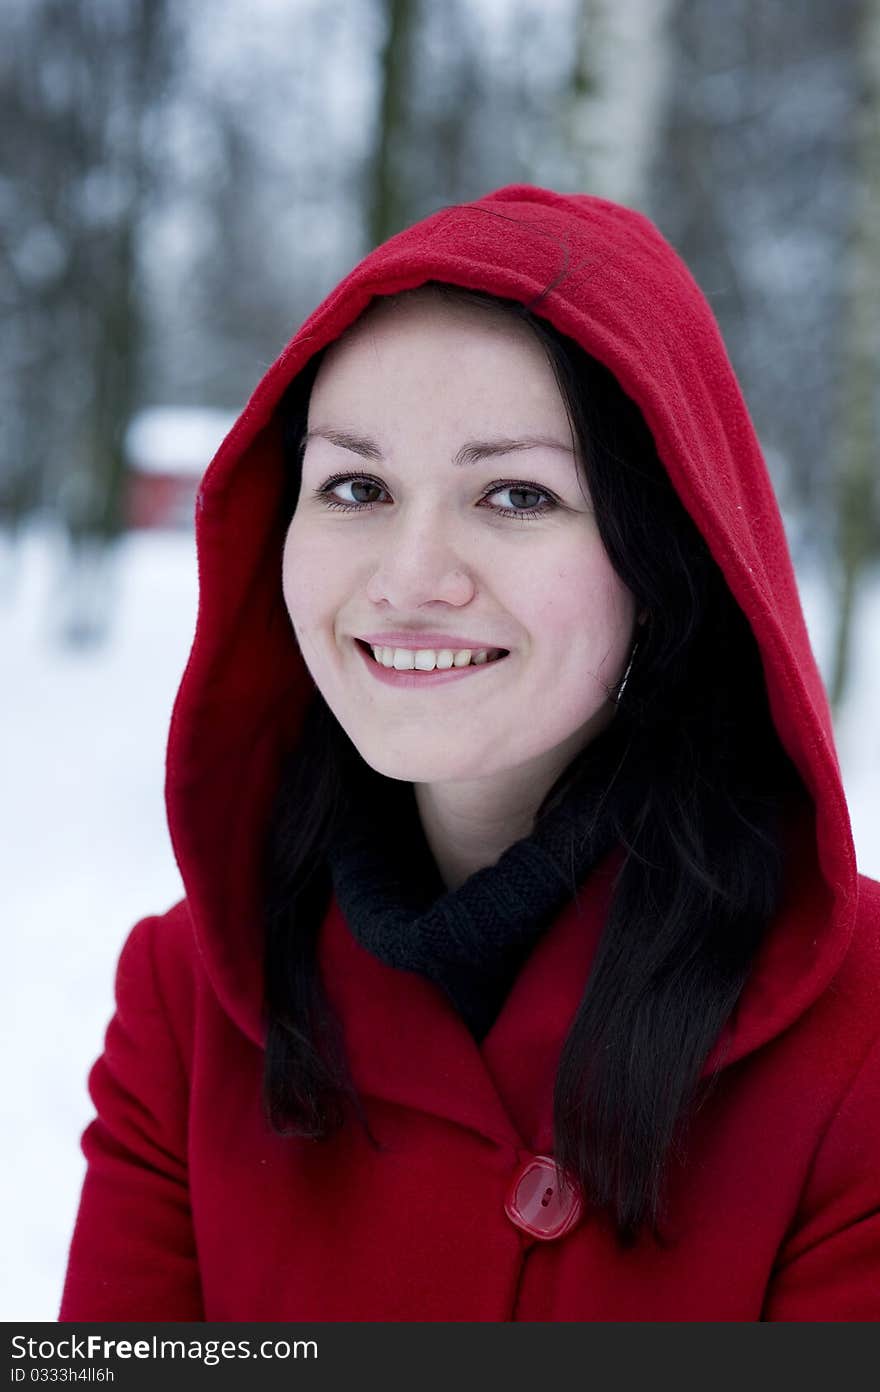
[[353, 638, 511, 688], [357, 631, 510, 652]]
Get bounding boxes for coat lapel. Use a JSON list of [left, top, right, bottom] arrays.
[[480, 844, 623, 1152], [318, 844, 625, 1153]]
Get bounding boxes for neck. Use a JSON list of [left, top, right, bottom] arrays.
[[412, 702, 621, 891], [414, 784, 535, 892]]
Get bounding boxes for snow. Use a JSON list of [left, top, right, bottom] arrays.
[[125, 406, 238, 475], [2, 521, 196, 1323], [2, 519, 877, 1320]]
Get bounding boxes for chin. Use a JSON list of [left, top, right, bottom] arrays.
[[355, 751, 457, 785], [350, 738, 485, 787]]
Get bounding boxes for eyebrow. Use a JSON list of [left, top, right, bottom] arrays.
[[304, 427, 574, 468]]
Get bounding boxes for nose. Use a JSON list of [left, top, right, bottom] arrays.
[[365, 507, 475, 609]]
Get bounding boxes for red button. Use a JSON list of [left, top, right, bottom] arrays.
[[504, 1154, 584, 1241]]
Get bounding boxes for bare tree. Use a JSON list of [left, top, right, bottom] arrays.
[[1, 0, 176, 639], [366, 0, 420, 246], [829, 0, 880, 710], [565, 0, 673, 206]]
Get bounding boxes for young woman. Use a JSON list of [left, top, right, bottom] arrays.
[[59, 184, 880, 1321]]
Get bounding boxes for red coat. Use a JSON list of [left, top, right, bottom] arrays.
[[59, 185, 880, 1321]]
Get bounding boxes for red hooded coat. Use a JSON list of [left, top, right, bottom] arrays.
[[59, 185, 880, 1322]]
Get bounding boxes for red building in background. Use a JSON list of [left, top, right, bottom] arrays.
[[124, 407, 236, 530]]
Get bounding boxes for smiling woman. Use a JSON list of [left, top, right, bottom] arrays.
[[59, 187, 880, 1323], [280, 286, 639, 870]]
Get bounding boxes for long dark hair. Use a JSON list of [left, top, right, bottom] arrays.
[[261, 281, 804, 1247]]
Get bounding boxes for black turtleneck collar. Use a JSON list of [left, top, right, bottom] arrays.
[[323, 725, 626, 1041]]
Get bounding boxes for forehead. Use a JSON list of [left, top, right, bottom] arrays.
[[310, 292, 566, 423]]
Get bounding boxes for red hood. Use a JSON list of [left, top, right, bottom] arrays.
[[165, 182, 857, 1071]]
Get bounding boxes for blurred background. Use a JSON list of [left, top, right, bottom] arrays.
[[2, 0, 879, 1320]]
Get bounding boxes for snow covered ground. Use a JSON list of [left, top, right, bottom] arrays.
[[2, 519, 878, 1321]]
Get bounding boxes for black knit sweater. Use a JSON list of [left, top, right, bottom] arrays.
[[324, 734, 624, 1042]]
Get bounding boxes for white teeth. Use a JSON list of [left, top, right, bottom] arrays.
[[428, 649, 455, 670], [414, 649, 446, 670], [368, 644, 503, 672]]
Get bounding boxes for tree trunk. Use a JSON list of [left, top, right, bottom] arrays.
[[828, 0, 880, 711], [367, 0, 418, 247]]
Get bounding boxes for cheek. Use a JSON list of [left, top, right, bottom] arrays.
[[526, 573, 634, 734], [282, 544, 328, 674], [281, 520, 337, 632], [281, 526, 303, 621], [525, 552, 635, 680], [591, 568, 638, 655]]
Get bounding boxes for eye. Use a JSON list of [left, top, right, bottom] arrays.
[[484, 483, 555, 520], [317, 476, 387, 509], [312, 474, 557, 521]]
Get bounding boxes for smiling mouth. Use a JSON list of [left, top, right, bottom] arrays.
[[355, 638, 510, 670]]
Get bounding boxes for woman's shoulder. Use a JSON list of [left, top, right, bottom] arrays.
[[854, 870, 880, 965], [113, 898, 202, 1046], [824, 871, 880, 1041], [824, 871, 880, 996], [857, 869, 880, 918], [120, 896, 197, 971]]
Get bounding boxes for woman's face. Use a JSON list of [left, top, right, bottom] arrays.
[[282, 292, 638, 793]]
